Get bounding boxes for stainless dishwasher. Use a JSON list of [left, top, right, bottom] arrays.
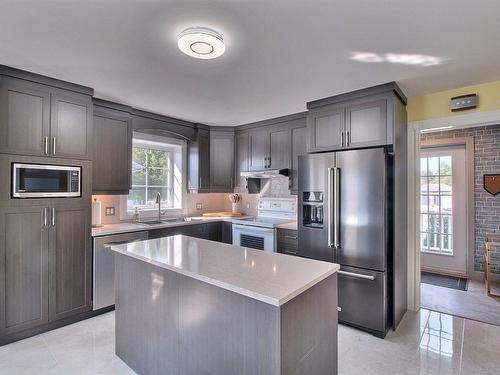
[[93, 231, 148, 310]]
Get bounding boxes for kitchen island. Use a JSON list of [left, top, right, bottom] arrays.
[[111, 235, 339, 375]]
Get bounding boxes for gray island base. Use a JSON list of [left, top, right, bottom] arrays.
[[112, 235, 339, 375]]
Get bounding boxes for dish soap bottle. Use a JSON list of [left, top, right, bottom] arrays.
[[132, 207, 140, 223]]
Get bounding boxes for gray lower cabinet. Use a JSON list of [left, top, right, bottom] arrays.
[[149, 223, 207, 240], [221, 222, 232, 244], [277, 228, 298, 255], [210, 130, 234, 192], [188, 128, 210, 192], [92, 106, 132, 193], [0, 203, 91, 340], [49, 204, 92, 321], [0, 75, 93, 160], [0, 206, 49, 336], [206, 222, 221, 242]]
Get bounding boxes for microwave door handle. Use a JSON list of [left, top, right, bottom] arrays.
[[328, 168, 334, 248], [333, 167, 340, 249]]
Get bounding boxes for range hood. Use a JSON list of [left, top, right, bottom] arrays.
[[240, 169, 289, 179]]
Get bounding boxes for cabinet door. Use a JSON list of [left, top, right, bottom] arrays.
[[48, 205, 92, 321], [248, 128, 269, 171], [206, 222, 221, 242], [93, 107, 132, 193], [50, 91, 93, 160], [346, 98, 387, 149], [0, 77, 50, 156], [268, 125, 290, 170], [199, 134, 211, 190], [234, 132, 249, 191], [290, 125, 307, 194], [308, 106, 345, 152], [210, 132, 234, 191], [0, 206, 49, 336], [221, 222, 233, 244]]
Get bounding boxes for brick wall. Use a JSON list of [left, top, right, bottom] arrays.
[[420, 125, 500, 274]]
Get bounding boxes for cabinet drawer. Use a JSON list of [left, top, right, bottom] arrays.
[[277, 229, 298, 255], [337, 265, 387, 335]]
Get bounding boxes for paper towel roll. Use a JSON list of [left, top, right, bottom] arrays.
[[92, 199, 102, 227]]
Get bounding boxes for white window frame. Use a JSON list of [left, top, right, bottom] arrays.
[[120, 132, 187, 219]]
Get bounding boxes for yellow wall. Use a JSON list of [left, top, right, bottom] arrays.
[[407, 80, 500, 122]]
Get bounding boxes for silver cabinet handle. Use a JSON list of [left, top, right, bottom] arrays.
[[341, 131, 344, 148], [44, 207, 48, 227], [52, 137, 56, 155], [338, 270, 375, 281], [51, 207, 55, 226], [199, 176, 202, 188], [283, 235, 298, 240], [333, 167, 340, 249], [44, 136, 49, 155], [346, 131, 350, 147], [268, 156, 271, 168]]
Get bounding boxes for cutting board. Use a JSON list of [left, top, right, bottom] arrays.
[[202, 212, 243, 217]]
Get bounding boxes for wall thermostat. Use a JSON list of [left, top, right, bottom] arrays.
[[450, 94, 477, 112]]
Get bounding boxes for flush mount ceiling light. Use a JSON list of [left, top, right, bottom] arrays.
[[177, 27, 225, 59]]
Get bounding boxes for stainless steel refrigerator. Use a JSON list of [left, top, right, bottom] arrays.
[[298, 147, 404, 338]]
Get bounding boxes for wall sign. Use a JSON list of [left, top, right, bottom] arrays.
[[483, 174, 500, 196]]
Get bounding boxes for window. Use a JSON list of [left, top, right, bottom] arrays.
[[420, 155, 453, 254], [122, 133, 186, 217]]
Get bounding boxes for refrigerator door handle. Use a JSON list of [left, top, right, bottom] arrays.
[[338, 270, 375, 281], [333, 167, 341, 249], [328, 167, 334, 248]]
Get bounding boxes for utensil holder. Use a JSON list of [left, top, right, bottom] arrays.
[[232, 202, 240, 213]]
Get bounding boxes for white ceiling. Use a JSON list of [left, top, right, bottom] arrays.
[[1, 0, 500, 126]]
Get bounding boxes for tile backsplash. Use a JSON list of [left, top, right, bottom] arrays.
[[92, 177, 295, 225]]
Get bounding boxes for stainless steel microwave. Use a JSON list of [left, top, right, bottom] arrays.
[[12, 163, 81, 198]]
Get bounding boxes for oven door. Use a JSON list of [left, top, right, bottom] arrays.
[[232, 224, 276, 252], [12, 163, 81, 198]]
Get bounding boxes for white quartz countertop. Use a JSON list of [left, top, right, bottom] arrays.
[[111, 235, 338, 306], [92, 216, 252, 237]]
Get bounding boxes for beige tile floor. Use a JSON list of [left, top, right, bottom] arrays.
[[1, 309, 499, 374], [421, 279, 500, 326]]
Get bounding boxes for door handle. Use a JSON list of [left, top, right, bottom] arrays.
[[283, 235, 298, 240], [341, 131, 344, 148], [268, 156, 271, 168], [52, 137, 56, 155], [328, 168, 334, 248], [44, 136, 49, 155], [51, 207, 55, 226], [346, 131, 350, 147], [44, 207, 48, 227], [338, 270, 375, 281], [333, 167, 340, 249]]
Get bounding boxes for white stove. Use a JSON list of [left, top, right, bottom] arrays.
[[232, 197, 297, 252]]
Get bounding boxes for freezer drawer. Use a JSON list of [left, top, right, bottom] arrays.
[[337, 265, 387, 336], [93, 231, 148, 310]]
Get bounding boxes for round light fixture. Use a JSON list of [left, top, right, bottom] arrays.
[[177, 27, 225, 59]]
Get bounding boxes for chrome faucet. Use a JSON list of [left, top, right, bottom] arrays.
[[155, 192, 162, 222]]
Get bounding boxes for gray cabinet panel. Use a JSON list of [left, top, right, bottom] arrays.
[[221, 222, 232, 244], [0, 77, 50, 156], [0, 206, 49, 336], [210, 131, 234, 191], [234, 132, 249, 191], [50, 91, 92, 160], [290, 125, 307, 194], [277, 229, 298, 255], [93, 107, 132, 193], [188, 129, 210, 192], [308, 106, 344, 152], [206, 222, 221, 242], [346, 98, 387, 148], [268, 125, 290, 170], [248, 128, 268, 171], [49, 204, 92, 321]]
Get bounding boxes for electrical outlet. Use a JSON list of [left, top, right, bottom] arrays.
[[246, 203, 250, 209], [105, 207, 115, 216], [196, 203, 202, 210]]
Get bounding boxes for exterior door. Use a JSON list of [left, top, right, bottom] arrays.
[[420, 145, 467, 276]]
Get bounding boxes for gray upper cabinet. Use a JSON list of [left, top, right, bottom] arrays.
[[210, 130, 234, 192], [0, 206, 49, 336], [188, 128, 210, 193], [48, 204, 92, 321], [248, 128, 268, 171], [290, 125, 307, 194], [234, 131, 249, 191], [268, 124, 290, 170], [306, 82, 406, 153], [0, 77, 51, 157], [346, 98, 387, 149], [0, 69, 94, 160], [93, 105, 132, 194], [50, 91, 93, 160], [308, 105, 344, 152]]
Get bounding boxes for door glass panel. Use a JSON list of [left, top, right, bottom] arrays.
[[420, 155, 454, 255]]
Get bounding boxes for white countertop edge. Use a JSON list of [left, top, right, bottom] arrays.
[[111, 244, 338, 307]]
